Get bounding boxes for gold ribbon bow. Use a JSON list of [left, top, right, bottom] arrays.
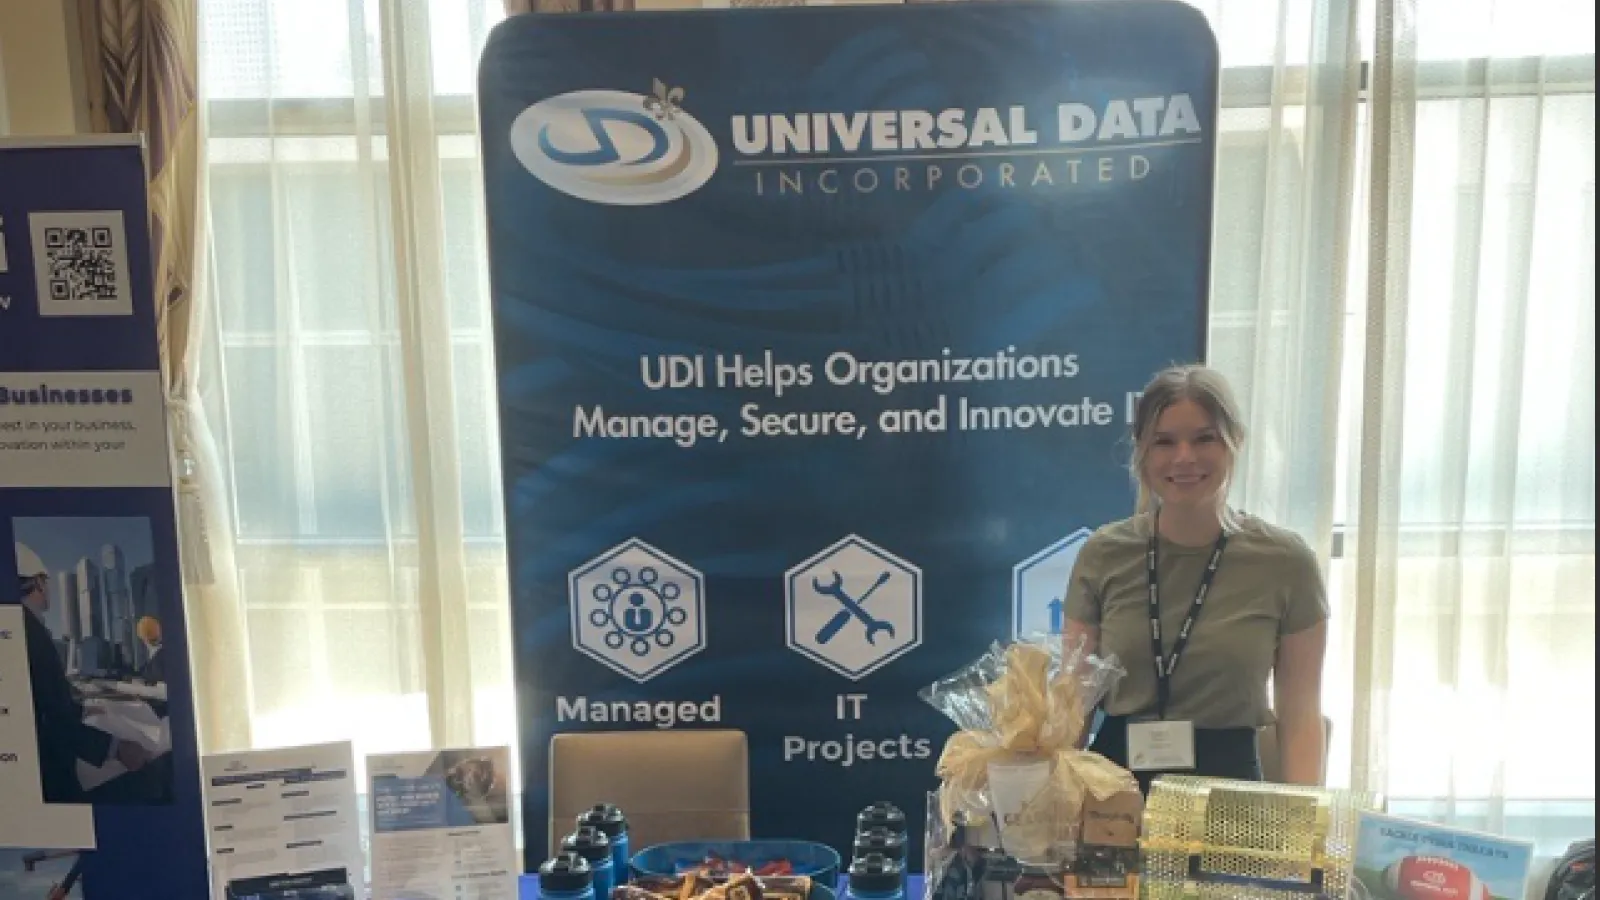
[[934, 643, 1138, 849]]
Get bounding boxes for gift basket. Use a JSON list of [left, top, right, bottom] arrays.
[[921, 634, 1143, 900]]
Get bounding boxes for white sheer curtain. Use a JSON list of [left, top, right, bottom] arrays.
[[195, 0, 515, 765], [191, 0, 1594, 861], [1204, 0, 1595, 856], [1348, 0, 1596, 854], [1194, 0, 1365, 794]]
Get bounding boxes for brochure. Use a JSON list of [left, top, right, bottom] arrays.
[[368, 746, 517, 900]]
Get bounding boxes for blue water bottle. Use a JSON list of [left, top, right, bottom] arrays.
[[538, 853, 595, 900], [853, 827, 907, 890], [562, 826, 616, 900], [578, 804, 630, 876], [846, 853, 906, 900]]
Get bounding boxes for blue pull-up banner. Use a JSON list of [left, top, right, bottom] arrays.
[[477, 0, 1217, 866], [1, 137, 208, 899]]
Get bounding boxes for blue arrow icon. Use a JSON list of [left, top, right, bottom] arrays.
[[1012, 529, 1093, 640]]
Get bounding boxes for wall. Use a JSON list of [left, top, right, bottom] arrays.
[[0, 0, 86, 136]]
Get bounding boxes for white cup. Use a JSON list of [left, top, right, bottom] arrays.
[[986, 758, 1053, 860]]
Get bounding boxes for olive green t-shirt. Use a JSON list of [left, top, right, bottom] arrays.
[[1064, 513, 1328, 728]]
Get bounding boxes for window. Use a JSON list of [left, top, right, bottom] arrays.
[[199, 0, 513, 764], [198, 0, 1595, 855]]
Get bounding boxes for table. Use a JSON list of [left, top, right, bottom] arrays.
[[518, 873, 928, 900]]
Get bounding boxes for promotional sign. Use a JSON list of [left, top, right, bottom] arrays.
[[1354, 812, 1535, 900], [368, 747, 518, 900], [477, 0, 1217, 865], [0, 137, 208, 898]]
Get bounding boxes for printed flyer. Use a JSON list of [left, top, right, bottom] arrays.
[[368, 746, 517, 900], [1354, 811, 1535, 900], [201, 741, 366, 900]]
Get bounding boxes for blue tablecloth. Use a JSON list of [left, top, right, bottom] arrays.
[[518, 874, 927, 900]]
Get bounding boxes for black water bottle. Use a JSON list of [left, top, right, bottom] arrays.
[[856, 802, 908, 842], [845, 853, 906, 900], [854, 826, 908, 891]]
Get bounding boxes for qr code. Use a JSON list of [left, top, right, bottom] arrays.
[[29, 210, 133, 317], [45, 225, 120, 302]]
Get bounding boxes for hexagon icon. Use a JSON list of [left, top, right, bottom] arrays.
[[1012, 527, 1093, 639], [569, 538, 705, 682], [785, 535, 921, 680]]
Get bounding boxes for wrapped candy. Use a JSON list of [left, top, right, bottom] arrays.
[[920, 634, 1136, 867]]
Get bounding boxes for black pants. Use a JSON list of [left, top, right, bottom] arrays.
[[1092, 714, 1262, 795]]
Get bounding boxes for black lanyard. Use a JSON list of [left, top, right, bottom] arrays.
[[1147, 518, 1228, 720]]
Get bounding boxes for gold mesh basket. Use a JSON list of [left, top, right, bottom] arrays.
[[1140, 777, 1377, 900]]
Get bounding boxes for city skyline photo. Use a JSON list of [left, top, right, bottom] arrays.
[[12, 514, 175, 807], [13, 516, 160, 678]]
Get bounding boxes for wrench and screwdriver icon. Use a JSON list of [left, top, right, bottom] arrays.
[[812, 569, 896, 645]]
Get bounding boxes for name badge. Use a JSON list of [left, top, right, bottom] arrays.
[[1126, 719, 1196, 772]]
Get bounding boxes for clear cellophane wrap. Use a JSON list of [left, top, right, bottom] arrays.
[[920, 634, 1138, 871]]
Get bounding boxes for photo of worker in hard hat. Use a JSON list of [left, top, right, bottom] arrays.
[[12, 517, 174, 805]]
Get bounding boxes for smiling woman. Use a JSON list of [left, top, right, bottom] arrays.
[[1130, 365, 1247, 536], [1063, 364, 1330, 793]]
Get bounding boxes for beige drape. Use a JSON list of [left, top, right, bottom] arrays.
[[76, 0, 196, 379], [75, 0, 253, 753]]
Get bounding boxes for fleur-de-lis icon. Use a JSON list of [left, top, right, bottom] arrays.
[[643, 78, 685, 121]]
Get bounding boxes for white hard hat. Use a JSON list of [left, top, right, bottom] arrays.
[[15, 543, 48, 578]]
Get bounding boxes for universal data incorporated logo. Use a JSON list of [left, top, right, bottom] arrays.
[[509, 79, 719, 206]]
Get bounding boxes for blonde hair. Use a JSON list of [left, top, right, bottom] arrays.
[[1129, 364, 1246, 531]]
